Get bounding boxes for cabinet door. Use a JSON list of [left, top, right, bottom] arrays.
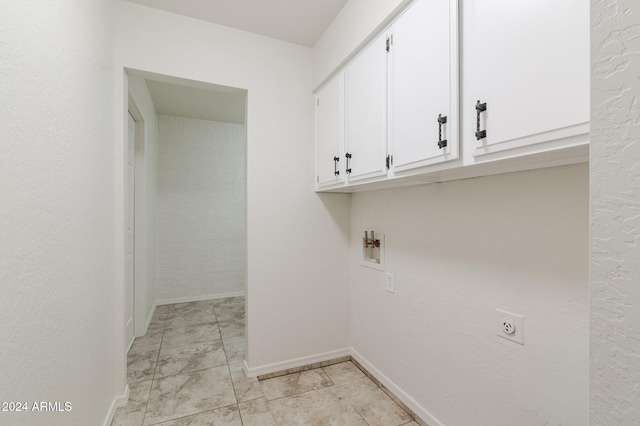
[[316, 73, 344, 189], [389, 0, 457, 173], [344, 33, 388, 183], [466, 0, 589, 158]]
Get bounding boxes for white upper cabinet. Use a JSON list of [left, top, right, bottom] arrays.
[[314, 0, 589, 193], [465, 0, 589, 160], [388, 0, 458, 173], [344, 33, 388, 183], [316, 73, 344, 189]]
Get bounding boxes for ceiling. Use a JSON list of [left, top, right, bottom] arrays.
[[145, 79, 247, 124], [125, 0, 348, 47]]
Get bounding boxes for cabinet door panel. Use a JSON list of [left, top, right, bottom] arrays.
[[390, 0, 456, 172], [316, 74, 344, 188], [344, 33, 388, 182], [467, 0, 589, 157]]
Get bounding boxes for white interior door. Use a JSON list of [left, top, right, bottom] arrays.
[[126, 112, 136, 351]]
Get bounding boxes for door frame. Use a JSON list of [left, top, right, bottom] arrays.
[[127, 97, 147, 340]]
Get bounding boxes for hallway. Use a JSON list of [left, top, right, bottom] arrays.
[[112, 297, 416, 425]]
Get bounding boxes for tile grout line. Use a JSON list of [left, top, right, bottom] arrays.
[[257, 356, 421, 425], [262, 380, 337, 404], [118, 299, 245, 426], [256, 356, 351, 381], [141, 309, 169, 426], [143, 302, 213, 425], [216, 301, 246, 425], [215, 300, 247, 426], [123, 299, 419, 426], [119, 308, 167, 426], [352, 405, 371, 426], [145, 404, 239, 426]]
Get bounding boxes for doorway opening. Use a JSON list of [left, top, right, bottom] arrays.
[[123, 69, 248, 384]]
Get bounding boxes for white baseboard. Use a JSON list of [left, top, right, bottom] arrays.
[[103, 384, 129, 426], [156, 291, 245, 306], [241, 346, 443, 425], [244, 348, 351, 378], [349, 348, 444, 426]]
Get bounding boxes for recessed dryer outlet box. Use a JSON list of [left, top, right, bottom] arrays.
[[361, 231, 384, 271], [496, 309, 524, 345]]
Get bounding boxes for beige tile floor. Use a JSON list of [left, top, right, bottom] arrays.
[[112, 297, 417, 426]]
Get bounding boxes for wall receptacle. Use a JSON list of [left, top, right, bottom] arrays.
[[496, 309, 524, 345], [385, 272, 395, 294]]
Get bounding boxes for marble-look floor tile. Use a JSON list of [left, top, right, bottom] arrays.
[[143, 366, 236, 426], [129, 326, 164, 356], [149, 318, 167, 330], [213, 305, 244, 323], [322, 361, 365, 386], [128, 350, 159, 384], [237, 398, 276, 426], [111, 380, 152, 426], [151, 309, 169, 324], [148, 321, 167, 333], [259, 368, 334, 401], [150, 311, 168, 325], [228, 362, 264, 403], [166, 310, 217, 328], [222, 337, 245, 364], [268, 386, 367, 426], [152, 305, 170, 318], [162, 322, 220, 349], [170, 301, 214, 313], [218, 319, 244, 339], [333, 377, 412, 426], [212, 297, 245, 309], [146, 404, 242, 426], [155, 341, 227, 379], [155, 304, 171, 314], [213, 298, 245, 320], [168, 302, 213, 319]]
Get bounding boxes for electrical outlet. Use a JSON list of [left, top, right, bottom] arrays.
[[385, 272, 395, 294], [496, 309, 524, 345]]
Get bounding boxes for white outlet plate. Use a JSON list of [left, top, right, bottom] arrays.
[[496, 309, 524, 345], [385, 272, 395, 294]]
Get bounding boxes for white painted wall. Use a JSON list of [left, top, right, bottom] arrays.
[[156, 115, 246, 302], [312, 0, 405, 87], [114, 1, 351, 371], [591, 0, 640, 422], [350, 165, 589, 425], [127, 75, 158, 331], [0, 1, 118, 425]]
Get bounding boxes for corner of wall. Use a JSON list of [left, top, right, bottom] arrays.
[[590, 0, 640, 422]]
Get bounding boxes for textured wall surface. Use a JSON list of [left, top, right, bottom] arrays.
[[0, 1, 116, 425], [591, 0, 640, 423], [115, 1, 351, 371], [156, 115, 246, 301], [350, 165, 589, 426]]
